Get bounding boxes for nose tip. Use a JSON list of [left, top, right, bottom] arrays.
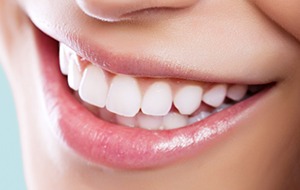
[[76, 0, 198, 22]]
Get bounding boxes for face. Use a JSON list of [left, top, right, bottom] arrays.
[[1, 0, 300, 189]]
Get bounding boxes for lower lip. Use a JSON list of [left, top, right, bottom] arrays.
[[36, 29, 272, 170]]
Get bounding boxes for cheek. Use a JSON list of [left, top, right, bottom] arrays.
[[18, 0, 81, 43], [253, 0, 300, 41]]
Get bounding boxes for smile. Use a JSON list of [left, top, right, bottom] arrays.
[[59, 43, 269, 130], [37, 29, 275, 170]]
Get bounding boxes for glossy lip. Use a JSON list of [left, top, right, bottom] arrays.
[[37, 28, 274, 170]]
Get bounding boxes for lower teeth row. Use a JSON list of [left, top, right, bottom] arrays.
[[76, 92, 238, 130]]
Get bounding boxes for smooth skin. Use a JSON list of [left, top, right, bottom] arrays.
[[1, 0, 300, 189]]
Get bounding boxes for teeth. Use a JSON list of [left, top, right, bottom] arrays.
[[174, 85, 203, 115], [59, 43, 256, 130], [79, 65, 108, 107], [67, 56, 82, 91], [137, 113, 163, 130], [59, 44, 70, 75], [202, 84, 227, 107], [116, 115, 136, 128], [106, 75, 142, 117], [141, 82, 172, 116], [188, 111, 211, 124], [163, 112, 188, 130], [227, 85, 248, 101]]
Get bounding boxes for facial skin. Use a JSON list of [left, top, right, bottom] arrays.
[[1, 0, 300, 189]]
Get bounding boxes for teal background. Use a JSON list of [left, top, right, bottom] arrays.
[[0, 66, 26, 189]]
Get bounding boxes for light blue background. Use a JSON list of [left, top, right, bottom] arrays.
[[0, 66, 26, 189]]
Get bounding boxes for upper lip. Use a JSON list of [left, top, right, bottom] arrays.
[[63, 36, 277, 85]]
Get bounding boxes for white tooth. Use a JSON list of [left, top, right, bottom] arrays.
[[142, 82, 172, 116], [59, 43, 69, 75], [137, 113, 163, 130], [163, 112, 188, 130], [202, 84, 227, 107], [227, 85, 248, 101], [67, 57, 82, 91], [106, 75, 142, 117], [79, 65, 108, 108], [188, 111, 211, 124], [116, 115, 136, 127], [187, 117, 199, 125], [174, 85, 203, 115], [200, 111, 211, 119]]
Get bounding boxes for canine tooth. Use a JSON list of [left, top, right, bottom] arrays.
[[142, 82, 172, 116], [67, 57, 82, 91], [174, 85, 203, 115], [59, 43, 70, 75], [106, 75, 142, 117], [137, 113, 163, 130], [188, 111, 211, 124], [163, 112, 188, 130], [203, 84, 227, 107], [116, 115, 136, 127], [227, 85, 247, 101], [79, 65, 108, 107]]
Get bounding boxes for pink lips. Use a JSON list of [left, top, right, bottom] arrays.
[[37, 29, 271, 170]]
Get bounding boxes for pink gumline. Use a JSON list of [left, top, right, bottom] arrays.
[[36, 28, 266, 169]]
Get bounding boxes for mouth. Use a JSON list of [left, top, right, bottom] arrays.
[[60, 43, 271, 130], [37, 29, 275, 170]]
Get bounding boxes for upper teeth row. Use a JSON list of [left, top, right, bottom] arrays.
[[59, 43, 248, 118]]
